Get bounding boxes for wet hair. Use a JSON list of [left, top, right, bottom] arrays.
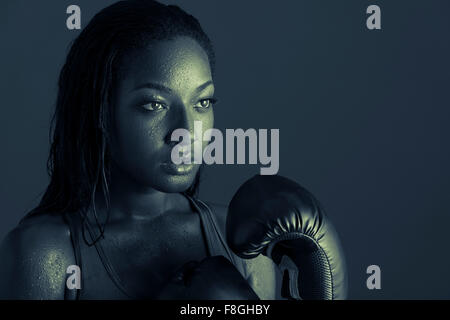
[[22, 0, 215, 243]]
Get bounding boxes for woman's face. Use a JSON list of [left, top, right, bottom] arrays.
[[109, 36, 215, 193]]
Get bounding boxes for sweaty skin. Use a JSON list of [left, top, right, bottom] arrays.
[[0, 37, 217, 299], [0, 36, 279, 300], [109, 36, 215, 198]]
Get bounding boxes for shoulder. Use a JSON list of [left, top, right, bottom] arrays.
[[0, 212, 76, 299]]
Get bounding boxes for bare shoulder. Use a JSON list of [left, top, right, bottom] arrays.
[[0, 213, 75, 299]]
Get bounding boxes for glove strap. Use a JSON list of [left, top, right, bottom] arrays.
[[266, 237, 303, 300], [278, 255, 302, 300]]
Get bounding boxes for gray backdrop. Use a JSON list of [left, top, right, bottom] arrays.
[[1, 0, 449, 299]]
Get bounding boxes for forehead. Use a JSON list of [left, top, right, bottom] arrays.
[[117, 36, 213, 92]]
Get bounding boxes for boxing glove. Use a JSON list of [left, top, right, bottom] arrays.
[[227, 175, 348, 300], [156, 255, 260, 300]]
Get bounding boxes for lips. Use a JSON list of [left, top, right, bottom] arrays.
[[160, 162, 196, 176]]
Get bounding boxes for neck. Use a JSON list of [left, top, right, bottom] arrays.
[[93, 164, 184, 223]]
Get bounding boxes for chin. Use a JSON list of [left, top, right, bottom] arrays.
[[158, 176, 196, 193], [151, 167, 199, 194]]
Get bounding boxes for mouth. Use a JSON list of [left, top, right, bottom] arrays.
[[161, 146, 198, 176], [160, 162, 196, 176]]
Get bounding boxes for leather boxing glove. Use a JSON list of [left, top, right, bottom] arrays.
[[156, 255, 260, 300], [227, 175, 348, 300]]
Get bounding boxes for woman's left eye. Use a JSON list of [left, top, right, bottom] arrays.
[[194, 98, 218, 110]]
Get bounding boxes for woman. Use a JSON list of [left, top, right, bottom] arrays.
[[0, 0, 279, 299]]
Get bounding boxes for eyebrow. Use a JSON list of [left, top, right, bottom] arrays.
[[131, 80, 214, 94]]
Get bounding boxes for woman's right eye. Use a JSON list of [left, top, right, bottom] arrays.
[[141, 101, 166, 111]]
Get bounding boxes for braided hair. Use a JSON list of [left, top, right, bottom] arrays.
[[23, 0, 216, 245]]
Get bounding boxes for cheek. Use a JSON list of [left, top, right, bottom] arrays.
[[111, 110, 167, 170], [199, 111, 214, 145]]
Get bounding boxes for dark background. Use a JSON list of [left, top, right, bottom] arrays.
[[1, 0, 449, 299]]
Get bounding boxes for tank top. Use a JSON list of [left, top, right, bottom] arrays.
[[62, 193, 248, 300]]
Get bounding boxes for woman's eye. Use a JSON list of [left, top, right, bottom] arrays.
[[194, 98, 218, 110], [141, 101, 165, 111]]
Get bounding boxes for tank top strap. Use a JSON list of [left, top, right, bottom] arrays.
[[81, 214, 138, 299], [64, 210, 137, 300], [184, 194, 248, 279], [64, 195, 249, 299]]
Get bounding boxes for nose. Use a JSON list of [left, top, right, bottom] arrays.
[[164, 102, 199, 146]]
